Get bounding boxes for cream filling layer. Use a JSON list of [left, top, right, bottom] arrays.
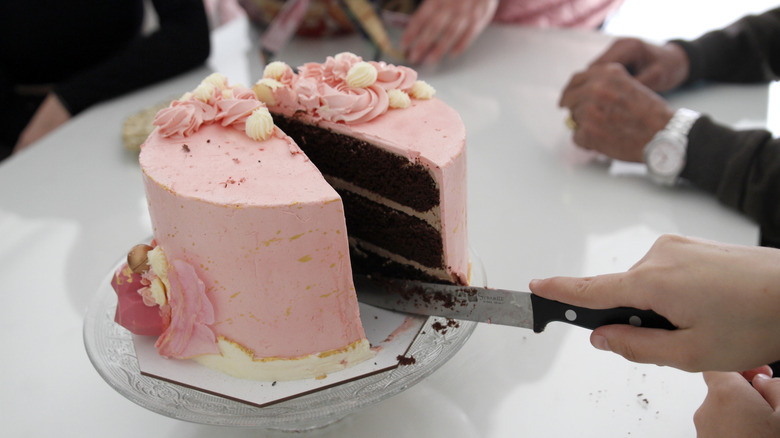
[[349, 237, 451, 283], [195, 337, 375, 381], [325, 176, 442, 229]]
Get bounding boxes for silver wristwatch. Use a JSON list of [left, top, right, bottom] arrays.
[[643, 108, 700, 186]]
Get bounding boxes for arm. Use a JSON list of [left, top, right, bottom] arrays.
[[676, 7, 780, 85], [682, 117, 780, 243], [528, 234, 780, 372], [53, 0, 210, 116]]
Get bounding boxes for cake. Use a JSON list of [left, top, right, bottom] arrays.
[[111, 54, 468, 382], [253, 53, 468, 285], [113, 74, 374, 381]]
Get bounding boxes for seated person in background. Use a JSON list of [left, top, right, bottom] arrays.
[[402, 0, 625, 65], [558, 7, 780, 248], [530, 234, 780, 438], [0, 0, 211, 161], [238, 0, 624, 65]]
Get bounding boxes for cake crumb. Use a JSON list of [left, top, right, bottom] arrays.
[[182, 144, 190, 152], [397, 354, 416, 365]]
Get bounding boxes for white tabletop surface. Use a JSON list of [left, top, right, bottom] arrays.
[[1, 8, 771, 437]]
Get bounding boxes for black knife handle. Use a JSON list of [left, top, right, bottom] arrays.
[[530, 294, 676, 333]]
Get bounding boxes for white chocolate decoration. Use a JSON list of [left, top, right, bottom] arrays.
[[146, 246, 170, 306], [252, 78, 283, 105], [263, 61, 290, 80], [388, 89, 411, 109], [201, 73, 229, 91], [409, 80, 435, 99], [246, 107, 274, 140], [192, 82, 215, 102], [346, 62, 378, 89]]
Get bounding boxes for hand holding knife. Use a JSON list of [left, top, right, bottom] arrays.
[[354, 275, 676, 333]]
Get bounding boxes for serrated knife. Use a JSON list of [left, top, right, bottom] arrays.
[[354, 276, 676, 332]]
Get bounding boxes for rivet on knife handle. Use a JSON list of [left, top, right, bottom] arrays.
[[530, 294, 677, 333]]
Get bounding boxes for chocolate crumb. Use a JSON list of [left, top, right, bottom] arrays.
[[182, 144, 190, 152], [396, 354, 416, 365], [207, 139, 211, 143], [272, 381, 277, 386]]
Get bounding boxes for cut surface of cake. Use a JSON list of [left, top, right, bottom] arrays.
[[113, 74, 374, 381], [253, 53, 468, 285]]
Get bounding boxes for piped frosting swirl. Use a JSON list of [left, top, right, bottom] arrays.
[[153, 74, 275, 141], [252, 52, 434, 125]]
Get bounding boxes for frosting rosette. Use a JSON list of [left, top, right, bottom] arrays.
[[253, 52, 433, 125], [153, 78, 272, 140], [154, 99, 216, 138], [371, 61, 417, 91], [318, 82, 389, 124]]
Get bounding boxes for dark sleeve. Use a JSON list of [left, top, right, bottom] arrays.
[[681, 116, 780, 242], [672, 7, 780, 85], [53, 0, 210, 115]]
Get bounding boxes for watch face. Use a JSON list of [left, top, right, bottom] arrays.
[[647, 138, 684, 176]]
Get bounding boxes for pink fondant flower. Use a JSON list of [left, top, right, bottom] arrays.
[[155, 260, 218, 359]]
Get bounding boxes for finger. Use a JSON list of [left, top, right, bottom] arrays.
[[419, 12, 468, 65], [752, 374, 780, 410], [590, 324, 692, 369], [529, 272, 643, 310], [449, 1, 496, 55], [558, 70, 591, 108], [702, 370, 734, 386], [405, 12, 451, 64], [400, 0, 438, 49], [449, 17, 482, 56], [742, 366, 774, 381], [589, 38, 643, 68]]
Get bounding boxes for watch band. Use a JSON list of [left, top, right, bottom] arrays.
[[665, 108, 700, 138], [643, 108, 700, 186]]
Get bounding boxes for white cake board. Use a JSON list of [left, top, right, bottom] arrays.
[[133, 303, 425, 408]]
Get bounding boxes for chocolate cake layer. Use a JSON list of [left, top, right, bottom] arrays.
[[273, 115, 439, 213], [338, 190, 443, 269], [350, 246, 450, 284]]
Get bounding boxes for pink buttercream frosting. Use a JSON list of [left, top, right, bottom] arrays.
[[262, 53, 421, 124], [153, 83, 264, 139]]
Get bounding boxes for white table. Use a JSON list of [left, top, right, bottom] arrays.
[[1, 21, 763, 437]]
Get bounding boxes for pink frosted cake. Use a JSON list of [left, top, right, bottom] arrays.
[[112, 74, 374, 381], [253, 53, 468, 285], [112, 54, 468, 382]]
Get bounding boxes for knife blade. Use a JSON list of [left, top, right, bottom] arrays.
[[354, 276, 676, 333]]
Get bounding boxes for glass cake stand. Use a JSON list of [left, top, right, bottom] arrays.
[[83, 251, 485, 431]]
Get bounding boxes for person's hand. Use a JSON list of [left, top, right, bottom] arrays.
[[694, 372, 780, 437], [558, 62, 674, 162], [528, 234, 780, 372], [14, 93, 71, 154], [589, 38, 690, 93], [400, 0, 498, 65]]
